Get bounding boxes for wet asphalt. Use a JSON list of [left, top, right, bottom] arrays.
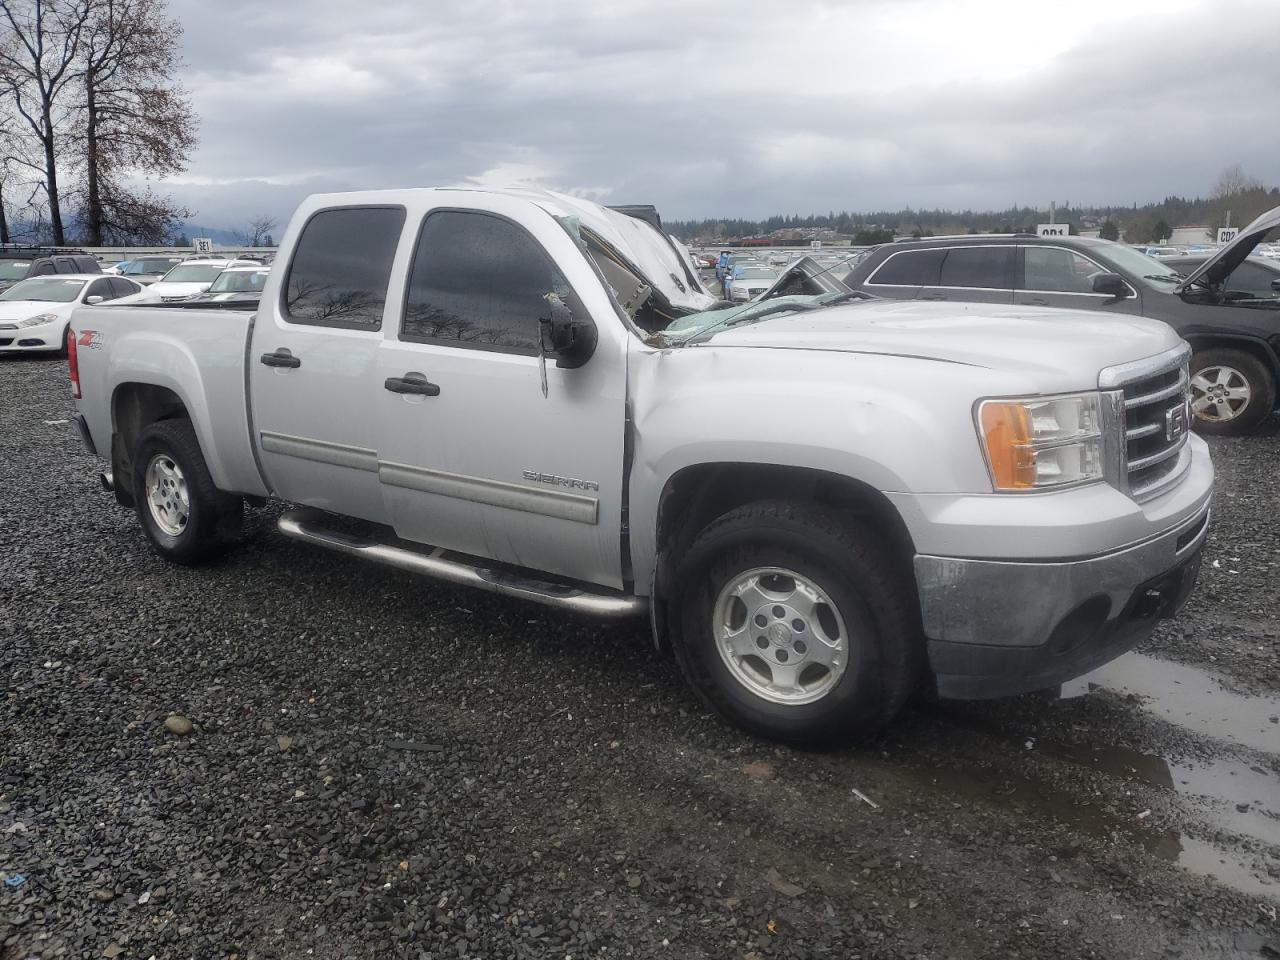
[[1, 352, 1278, 959]]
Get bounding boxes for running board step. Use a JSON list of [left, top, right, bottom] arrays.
[[277, 508, 646, 619]]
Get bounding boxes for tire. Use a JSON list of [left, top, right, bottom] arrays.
[[671, 500, 922, 745], [1190, 348, 1275, 435], [131, 418, 242, 564]]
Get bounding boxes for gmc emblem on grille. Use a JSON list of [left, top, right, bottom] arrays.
[[1165, 402, 1189, 443]]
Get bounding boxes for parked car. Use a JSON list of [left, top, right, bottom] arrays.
[[725, 264, 779, 302], [0, 274, 141, 355], [1161, 255, 1280, 301], [0, 247, 102, 294], [68, 186, 1211, 744], [720, 257, 763, 297], [183, 265, 271, 305], [126, 260, 251, 302], [119, 256, 187, 286], [101, 260, 130, 276], [842, 209, 1280, 434]]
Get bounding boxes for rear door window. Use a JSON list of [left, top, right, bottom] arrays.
[[938, 247, 1014, 289], [109, 278, 137, 299], [868, 249, 945, 287], [284, 206, 406, 329], [53, 257, 77, 274], [86, 278, 115, 301]]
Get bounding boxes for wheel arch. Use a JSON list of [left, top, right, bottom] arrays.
[[109, 382, 192, 507], [646, 461, 918, 654], [1184, 333, 1280, 381]]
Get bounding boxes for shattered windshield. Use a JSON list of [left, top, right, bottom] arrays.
[[660, 290, 869, 345]]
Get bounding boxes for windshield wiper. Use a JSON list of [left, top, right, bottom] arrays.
[[1143, 273, 1185, 283]]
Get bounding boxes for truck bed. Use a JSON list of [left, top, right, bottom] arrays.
[[72, 304, 269, 497]]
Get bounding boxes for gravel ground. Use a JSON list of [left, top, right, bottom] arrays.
[[2, 355, 1278, 960]]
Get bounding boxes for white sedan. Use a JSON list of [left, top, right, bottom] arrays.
[[123, 259, 257, 303], [0, 274, 143, 355]]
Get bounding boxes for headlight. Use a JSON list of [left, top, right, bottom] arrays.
[[977, 392, 1105, 490], [20, 313, 59, 327]]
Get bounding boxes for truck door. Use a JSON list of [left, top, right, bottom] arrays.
[[249, 204, 408, 523], [374, 197, 627, 589]]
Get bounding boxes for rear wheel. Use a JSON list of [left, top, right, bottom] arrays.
[[1190, 348, 1275, 435], [132, 418, 242, 563], [672, 500, 922, 745]]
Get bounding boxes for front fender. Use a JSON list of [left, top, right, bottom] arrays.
[[626, 345, 1001, 590]]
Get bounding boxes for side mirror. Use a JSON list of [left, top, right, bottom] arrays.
[[85, 295, 104, 305], [539, 295, 597, 369], [1092, 273, 1130, 298]]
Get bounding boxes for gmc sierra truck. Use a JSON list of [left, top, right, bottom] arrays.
[[69, 187, 1213, 743]]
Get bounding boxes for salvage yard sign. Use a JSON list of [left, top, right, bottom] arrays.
[[1217, 228, 1239, 244], [193, 238, 214, 254], [1036, 223, 1068, 237]]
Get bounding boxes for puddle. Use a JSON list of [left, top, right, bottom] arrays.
[[1175, 836, 1280, 902], [1060, 652, 1280, 755], [1044, 741, 1280, 848], [905, 761, 1279, 902]]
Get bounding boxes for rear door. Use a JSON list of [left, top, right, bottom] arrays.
[[374, 196, 627, 588], [920, 245, 1015, 303], [1016, 245, 1141, 313], [249, 204, 408, 524]]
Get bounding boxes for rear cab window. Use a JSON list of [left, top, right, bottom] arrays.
[[283, 206, 406, 330]]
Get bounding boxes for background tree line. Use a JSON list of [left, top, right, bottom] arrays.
[[670, 164, 1279, 245], [0, 0, 195, 246]]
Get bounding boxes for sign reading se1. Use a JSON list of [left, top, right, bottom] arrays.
[[1036, 223, 1069, 238], [192, 237, 213, 254]]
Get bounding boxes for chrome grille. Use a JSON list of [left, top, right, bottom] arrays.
[[1107, 351, 1192, 502]]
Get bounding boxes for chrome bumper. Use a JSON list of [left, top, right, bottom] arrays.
[[915, 504, 1210, 699]]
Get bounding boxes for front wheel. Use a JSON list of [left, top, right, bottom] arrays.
[[671, 500, 922, 745], [1190, 348, 1275, 435], [132, 418, 242, 564]]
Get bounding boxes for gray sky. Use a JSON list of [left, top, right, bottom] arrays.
[[160, 0, 1280, 230]]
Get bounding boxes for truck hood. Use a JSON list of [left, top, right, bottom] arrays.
[[692, 299, 1184, 389], [1176, 203, 1280, 292], [515, 189, 717, 312]]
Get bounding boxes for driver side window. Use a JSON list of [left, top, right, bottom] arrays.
[[401, 210, 578, 355], [1023, 248, 1102, 294]]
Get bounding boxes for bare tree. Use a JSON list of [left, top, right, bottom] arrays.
[[1206, 164, 1269, 240], [72, 0, 195, 243], [0, 0, 93, 244], [238, 214, 278, 248]]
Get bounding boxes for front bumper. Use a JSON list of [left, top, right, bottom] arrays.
[[0, 318, 64, 353], [916, 503, 1210, 699]]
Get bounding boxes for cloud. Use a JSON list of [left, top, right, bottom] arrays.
[[147, 0, 1280, 230]]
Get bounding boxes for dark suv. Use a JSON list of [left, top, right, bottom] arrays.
[[0, 246, 102, 294], [840, 211, 1280, 434]]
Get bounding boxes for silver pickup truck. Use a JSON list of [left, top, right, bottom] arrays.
[[68, 188, 1213, 743]]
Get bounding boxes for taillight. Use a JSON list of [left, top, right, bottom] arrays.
[[67, 326, 81, 399]]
